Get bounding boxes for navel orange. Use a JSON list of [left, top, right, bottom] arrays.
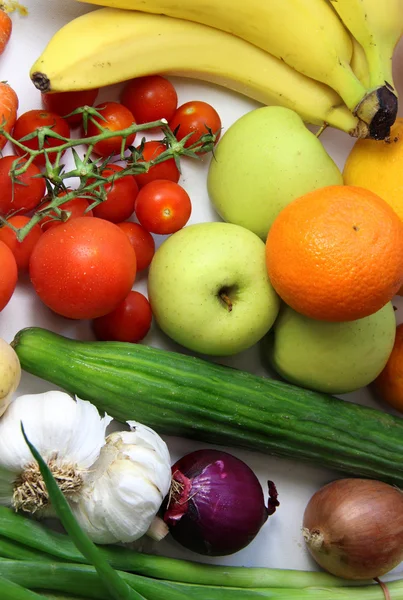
[[266, 185, 403, 322]]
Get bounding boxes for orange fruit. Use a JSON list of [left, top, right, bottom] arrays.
[[266, 185, 403, 322], [373, 323, 403, 414]]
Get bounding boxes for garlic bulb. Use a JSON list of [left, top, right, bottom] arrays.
[[0, 391, 112, 513], [72, 421, 171, 544]]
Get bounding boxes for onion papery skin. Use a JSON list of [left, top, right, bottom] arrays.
[[303, 478, 403, 580], [164, 449, 277, 556]]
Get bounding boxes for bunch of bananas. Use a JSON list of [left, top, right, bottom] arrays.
[[31, 0, 403, 140]]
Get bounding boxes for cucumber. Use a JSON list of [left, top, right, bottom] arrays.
[[12, 327, 403, 486]]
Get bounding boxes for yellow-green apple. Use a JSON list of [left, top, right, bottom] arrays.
[[261, 302, 396, 394], [207, 106, 342, 240], [148, 222, 280, 356]]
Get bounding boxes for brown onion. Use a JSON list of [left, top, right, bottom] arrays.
[[302, 478, 403, 580]]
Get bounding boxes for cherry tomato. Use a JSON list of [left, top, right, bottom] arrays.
[[169, 101, 221, 148], [90, 164, 138, 223], [135, 141, 179, 188], [12, 110, 70, 167], [135, 180, 191, 235], [92, 291, 152, 343], [86, 102, 136, 157], [121, 76, 178, 125], [117, 221, 155, 271], [39, 191, 93, 231], [42, 89, 99, 127], [0, 215, 42, 272], [29, 217, 137, 320], [0, 240, 17, 311], [0, 155, 46, 216]]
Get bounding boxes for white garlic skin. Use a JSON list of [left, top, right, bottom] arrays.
[[73, 422, 172, 544], [0, 339, 21, 417]]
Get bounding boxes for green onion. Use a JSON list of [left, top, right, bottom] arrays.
[[0, 535, 55, 562], [0, 560, 400, 600], [0, 574, 50, 600], [21, 425, 145, 600], [0, 507, 367, 590]]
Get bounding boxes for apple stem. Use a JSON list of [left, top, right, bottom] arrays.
[[220, 292, 233, 312]]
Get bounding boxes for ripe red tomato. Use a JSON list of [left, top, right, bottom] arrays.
[[40, 191, 94, 231], [135, 180, 191, 235], [90, 164, 138, 223], [92, 291, 152, 343], [169, 101, 221, 148], [121, 76, 178, 125], [12, 110, 70, 167], [29, 217, 137, 320], [86, 102, 136, 157], [0, 216, 42, 272], [42, 89, 99, 127], [135, 141, 179, 188], [117, 221, 155, 271], [0, 240, 17, 311], [0, 155, 46, 216]]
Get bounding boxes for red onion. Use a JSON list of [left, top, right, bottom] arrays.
[[303, 478, 403, 580], [163, 449, 279, 556]]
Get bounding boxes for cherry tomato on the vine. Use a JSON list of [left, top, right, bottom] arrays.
[[121, 76, 178, 125], [135, 141, 180, 188], [117, 221, 155, 271], [92, 291, 152, 343], [29, 217, 137, 320], [86, 102, 136, 157], [90, 164, 138, 223], [39, 191, 94, 232], [42, 89, 99, 127], [0, 215, 42, 272], [0, 155, 46, 216], [135, 180, 191, 235], [169, 101, 221, 148], [0, 240, 17, 311], [13, 110, 70, 167]]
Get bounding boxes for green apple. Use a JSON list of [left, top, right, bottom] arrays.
[[207, 106, 342, 240], [262, 303, 396, 394], [148, 222, 280, 356]]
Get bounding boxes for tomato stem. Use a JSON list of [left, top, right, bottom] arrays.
[[0, 106, 217, 241]]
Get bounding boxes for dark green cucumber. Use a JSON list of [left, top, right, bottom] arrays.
[[12, 327, 403, 486]]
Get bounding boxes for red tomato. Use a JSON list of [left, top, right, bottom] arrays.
[[169, 101, 221, 148], [0, 240, 17, 311], [86, 102, 136, 157], [0, 155, 46, 216], [121, 76, 178, 125], [42, 89, 99, 127], [39, 191, 94, 231], [90, 164, 138, 223], [29, 217, 137, 320], [135, 141, 179, 188], [12, 110, 70, 167], [0, 215, 42, 272], [92, 291, 152, 343], [135, 180, 191, 235], [117, 221, 155, 271]]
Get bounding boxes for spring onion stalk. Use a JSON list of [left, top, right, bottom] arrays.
[[21, 425, 146, 600], [0, 507, 369, 590], [0, 574, 49, 600], [0, 560, 400, 600], [0, 536, 56, 562]]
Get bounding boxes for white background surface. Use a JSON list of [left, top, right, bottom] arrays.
[[1, 0, 402, 576]]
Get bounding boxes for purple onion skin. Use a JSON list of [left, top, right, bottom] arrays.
[[164, 449, 277, 556]]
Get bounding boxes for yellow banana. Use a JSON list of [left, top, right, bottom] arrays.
[[350, 37, 370, 89], [31, 9, 364, 137], [74, 0, 396, 138], [328, 0, 403, 92]]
